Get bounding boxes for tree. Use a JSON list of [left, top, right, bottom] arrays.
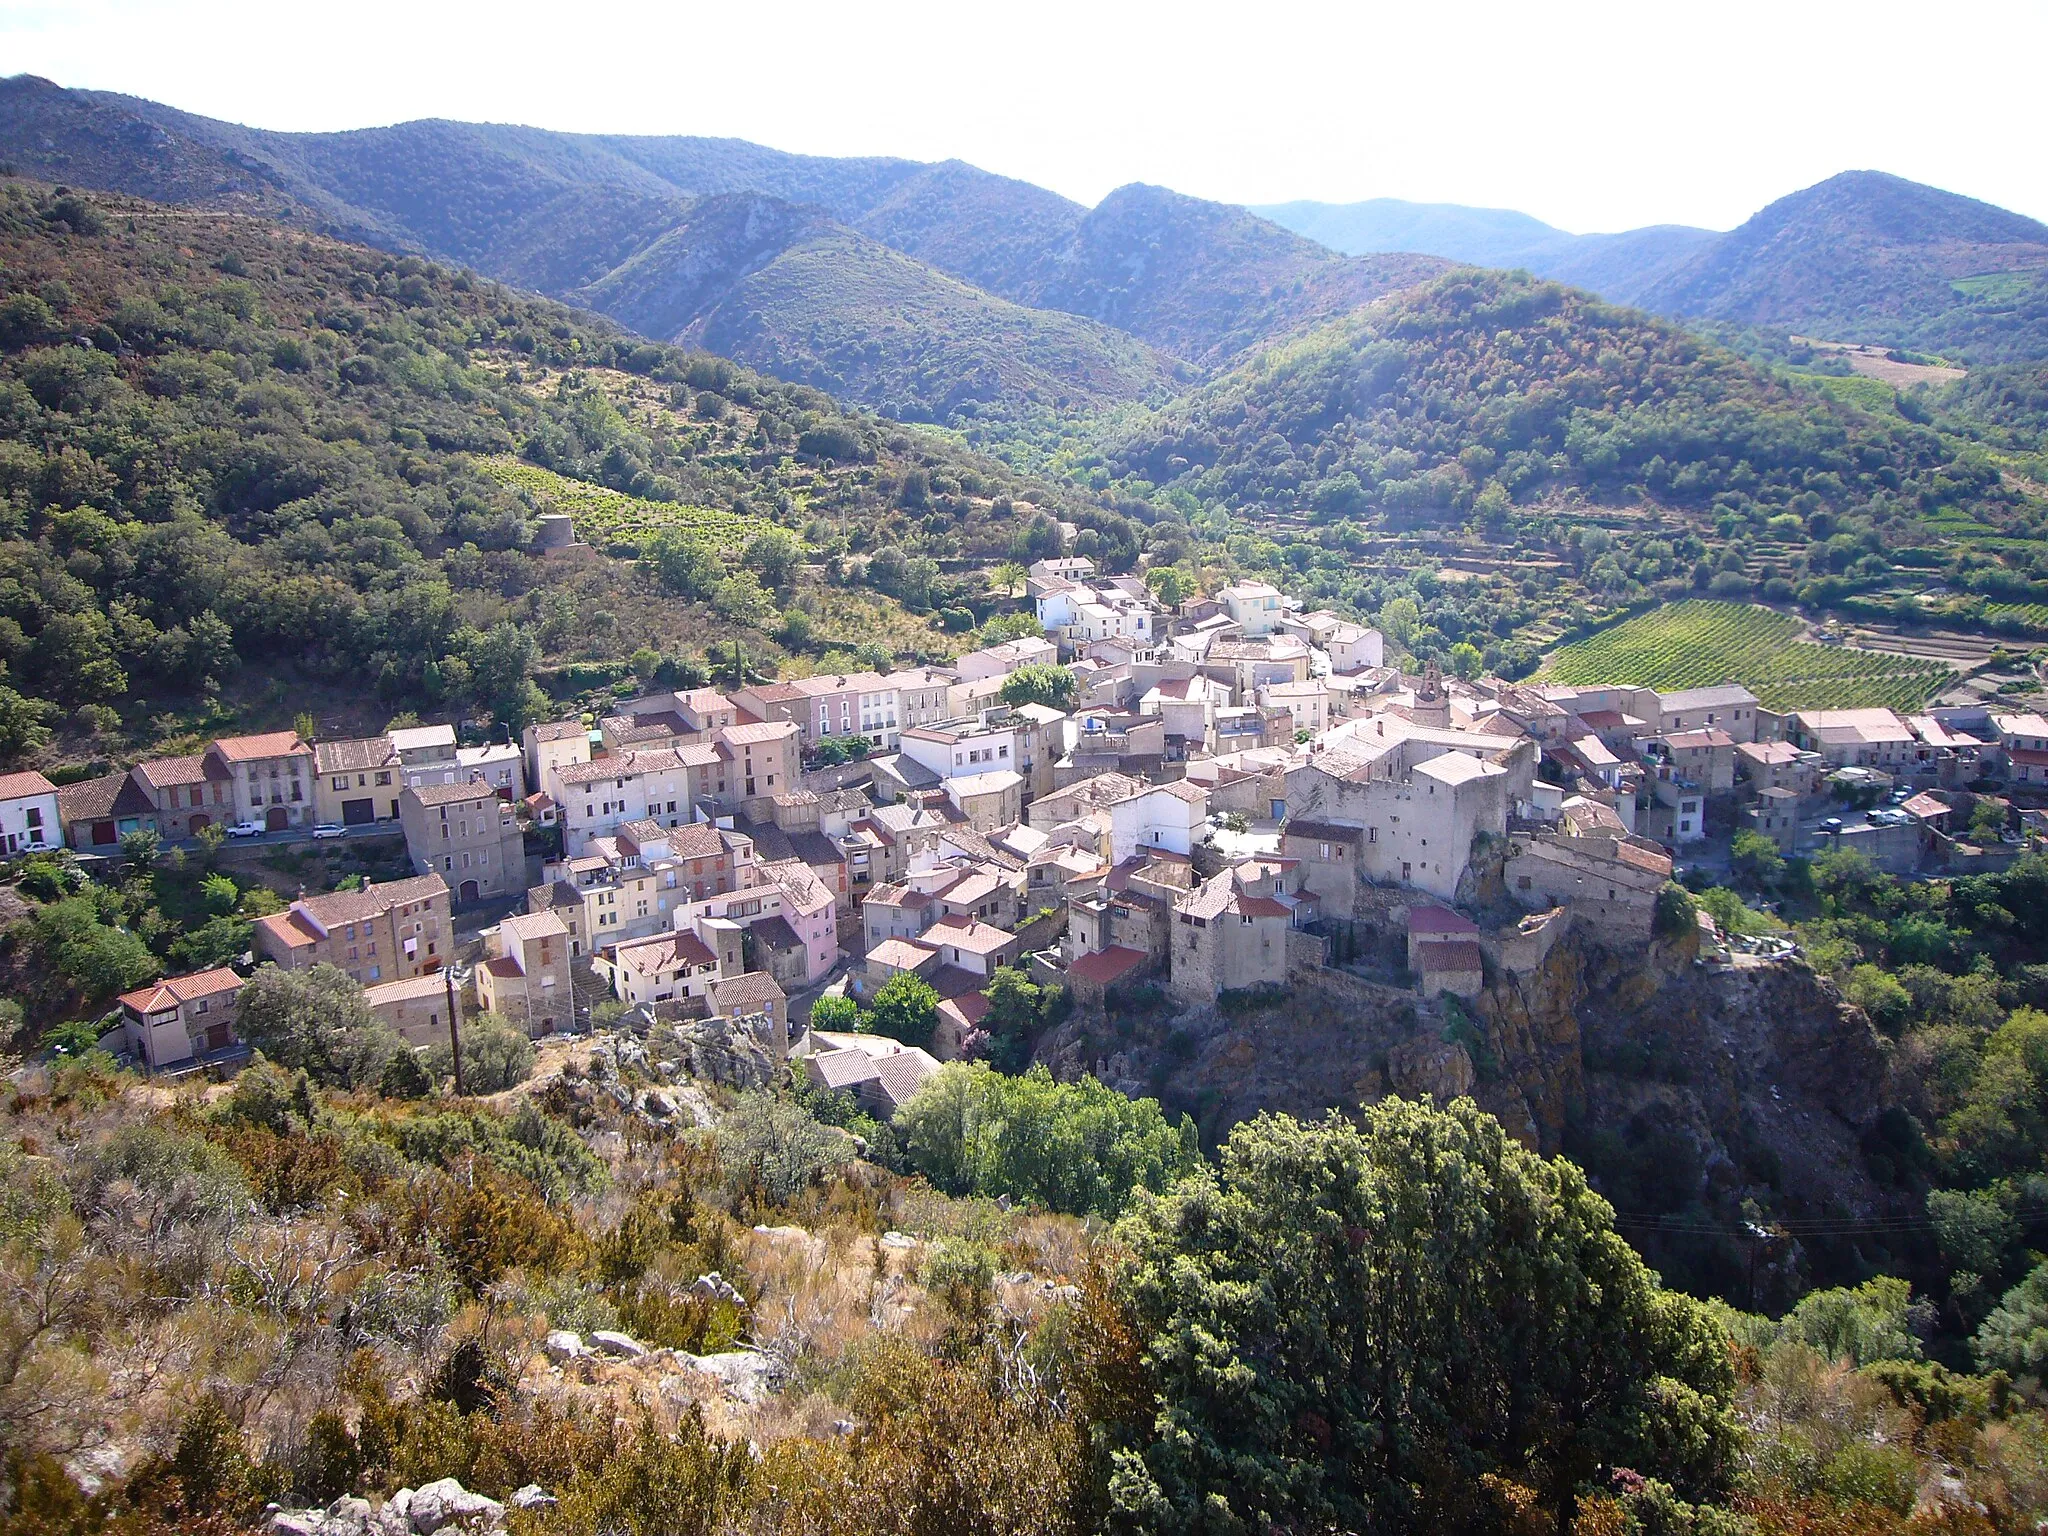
[[1103, 1100, 1737, 1535], [1376, 595, 1421, 652], [119, 827, 161, 871], [979, 965, 1046, 1073], [711, 571, 777, 630], [867, 970, 939, 1049], [1971, 797, 2009, 843], [463, 622, 544, 732], [22, 896, 158, 1010], [807, 994, 863, 1033], [974, 611, 1044, 646], [235, 963, 400, 1089], [643, 533, 724, 599], [1780, 1276, 1927, 1366], [988, 560, 1026, 598], [0, 686, 53, 765], [171, 914, 250, 972], [1729, 828, 1786, 888], [895, 1063, 1199, 1218], [741, 528, 803, 592], [1447, 641, 1483, 679], [999, 664, 1077, 711], [426, 1012, 534, 1094], [1975, 1260, 2048, 1379]]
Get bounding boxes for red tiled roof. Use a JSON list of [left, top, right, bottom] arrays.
[[118, 966, 241, 1013], [0, 769, 56, 800], [709, 970, 787, 1007], [210, 732, 310, 762], [1231, 895, 1291, 919], [1417, 939, 1485, 973], [938, 989, 991, 1028], [1069, 945, 1149, 985], [57, 771, 127, 821], [927, 915, 1018, 954], [1408, 906, 1479, 936], [252, 910, 319, 950], [1613, 841, 1675, 877]]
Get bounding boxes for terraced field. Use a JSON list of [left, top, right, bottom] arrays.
[[1543, 600, 1953, 711], [474, 456, 779, 554]]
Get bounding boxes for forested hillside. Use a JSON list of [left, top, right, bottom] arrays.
[[0, 177, 1108, 767]]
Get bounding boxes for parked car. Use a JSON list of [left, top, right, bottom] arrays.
[[226, 821, 266, 838], [1821, 817, 1844, 832], [311, 823, 348, 840]]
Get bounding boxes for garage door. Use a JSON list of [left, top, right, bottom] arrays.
[[341, 798, 376, 825]]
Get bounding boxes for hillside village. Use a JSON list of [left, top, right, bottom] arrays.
[[16, 554, 2048, 1104]]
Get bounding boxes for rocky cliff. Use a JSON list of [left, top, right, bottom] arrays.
[[1048, 918, 1894, 1301]]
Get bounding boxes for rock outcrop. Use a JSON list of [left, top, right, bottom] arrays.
[[267, 1479, 512, 1536]]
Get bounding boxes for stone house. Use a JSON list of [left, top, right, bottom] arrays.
[[250, 874, 452, 986], [1645, 728, 1736, 794], [400, 781, 527, 904], [1167, 859, 1316, 1004], [597, 928, 724, 1008], [1743, 786, 1801, 853], [953, 636, 1056, 683], [1503, 826, 1671, 938], [390, 724, 462, 791], [363, 972, 458, 1048], [475, 910, 573, 1036], [117, 967, 243, 1072], [705, 971, 789, 1058], [1735, 740, 1824, 799], [131, 755, 235, 839], [1109, 779, 1210, 865], [1282, 746, 1514, 902]]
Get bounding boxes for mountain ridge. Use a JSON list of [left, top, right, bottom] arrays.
[[1259, 173, 2048, 360]]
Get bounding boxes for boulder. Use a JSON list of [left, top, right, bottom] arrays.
[[407, 1477, 504, 1534], [589, 1329, 646, 1358], [690, 1271, 745, 1305], [267, 1513, 323, 1536], [676, 1348, 779, 1404], [672, 1013, 777, 1090], [642, 1089, 677, 1119], [509, 1486, 558, 1513], [319, 1497, 378, 1536], [374, 1488, 413, 1536], [542, 1329, 585, 1363], [879, 1231, 917, 1250]]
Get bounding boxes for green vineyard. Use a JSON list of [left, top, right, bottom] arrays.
[[474, 455, 779, 552], [1542, 601, 1952, 711], [1983, 603, 2048, 634]]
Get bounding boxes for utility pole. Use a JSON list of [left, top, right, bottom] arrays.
[[443, 961, 466, 1096]]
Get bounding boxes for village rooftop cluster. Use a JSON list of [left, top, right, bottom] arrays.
[[17, 557, 2045, 1089]]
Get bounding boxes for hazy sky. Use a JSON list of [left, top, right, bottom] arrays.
[[5, 0, 2045, 233]]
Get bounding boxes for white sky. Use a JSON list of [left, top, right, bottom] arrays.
[[4, 0, 2045, 234]]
